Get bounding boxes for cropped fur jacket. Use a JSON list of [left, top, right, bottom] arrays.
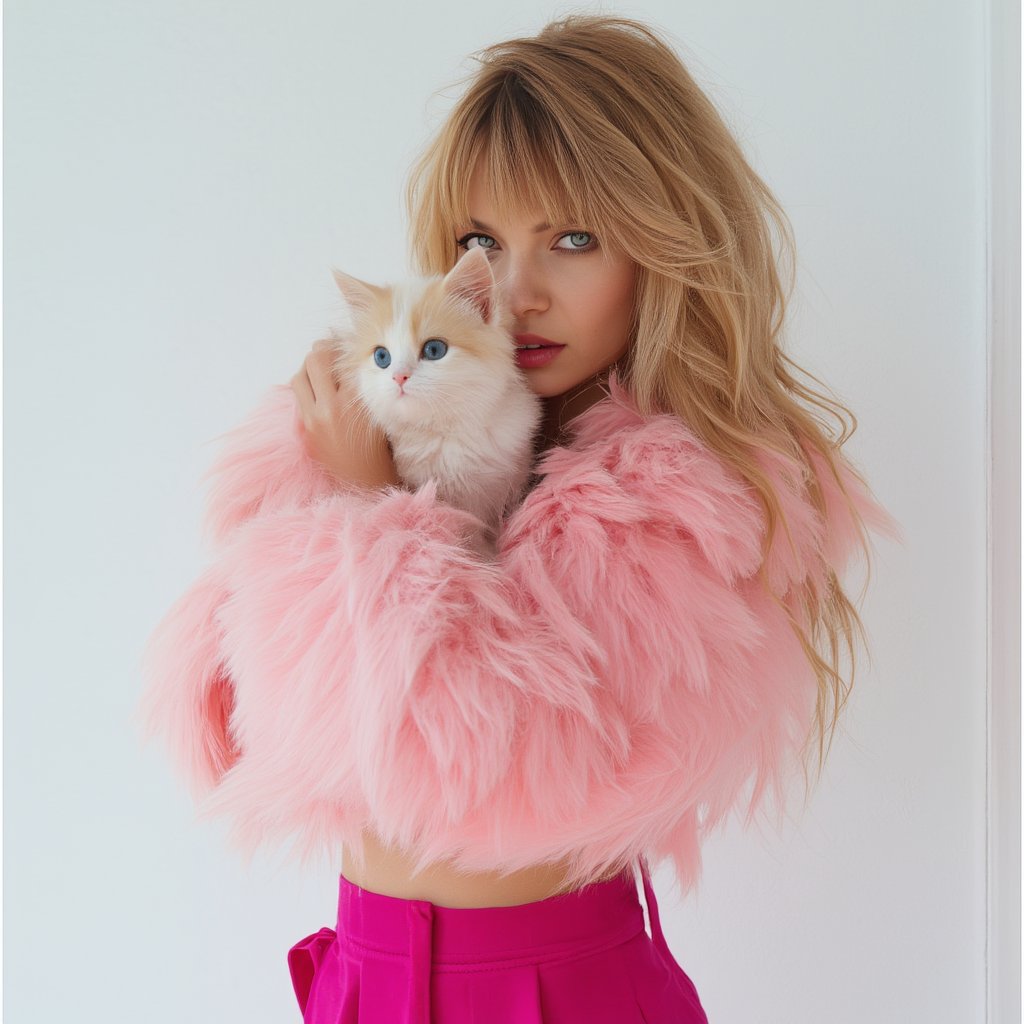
[[138, 371, 897, 894]]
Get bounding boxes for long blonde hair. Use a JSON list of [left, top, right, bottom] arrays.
[[405, 15, 891, 798]]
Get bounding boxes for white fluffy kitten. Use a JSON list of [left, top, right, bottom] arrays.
[[328, 247, 543, 552]]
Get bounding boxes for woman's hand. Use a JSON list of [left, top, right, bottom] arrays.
[[290, 338, 400, 491]]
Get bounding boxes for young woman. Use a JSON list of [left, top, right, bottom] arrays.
[[139, 14, 899, 1023]]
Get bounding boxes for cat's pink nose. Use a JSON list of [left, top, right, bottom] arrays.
[[393, 372, 410, 387]]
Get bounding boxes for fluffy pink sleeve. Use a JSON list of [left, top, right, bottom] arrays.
[[135, 385, 340, 802], [198, 383, 340, 548], [138, 376, 900, 895]]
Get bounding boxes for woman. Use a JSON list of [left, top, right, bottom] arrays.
[[139, 14, 899, 1022]]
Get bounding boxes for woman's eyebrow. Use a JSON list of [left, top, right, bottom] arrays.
[[469, 217, 562, 234]]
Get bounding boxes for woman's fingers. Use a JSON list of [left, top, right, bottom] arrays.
[[305, 346, 339, 406], [290, 365, 314, 410], [291, 342, 338, 416]]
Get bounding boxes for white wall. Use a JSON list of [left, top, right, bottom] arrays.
[[4, 1, 996, 1021]]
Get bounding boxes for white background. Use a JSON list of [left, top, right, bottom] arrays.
[[5, 1, 1005, 1021]]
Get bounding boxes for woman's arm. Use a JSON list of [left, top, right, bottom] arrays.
[[138, 341, 398, 805], [136, 564, 241, 801], [198, 340, 398, 550], [170, 409, 860, 894], [141, 374, 896, 892]]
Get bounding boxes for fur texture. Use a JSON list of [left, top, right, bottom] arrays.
[[137, 370, 899, 895]]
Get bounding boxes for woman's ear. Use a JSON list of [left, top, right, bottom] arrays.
[[442, 246, 497, 324]]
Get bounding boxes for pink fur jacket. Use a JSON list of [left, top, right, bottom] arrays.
[[138, 370, 897, 894]]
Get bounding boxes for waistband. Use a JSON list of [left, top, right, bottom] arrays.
[[335, 865, 646, 969]]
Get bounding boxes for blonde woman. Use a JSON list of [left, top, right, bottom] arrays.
[[139, 14, 900, 1023]]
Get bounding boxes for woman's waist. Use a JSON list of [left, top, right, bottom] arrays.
[[342, 828, 627, 909], [336, 831, 645, 965]]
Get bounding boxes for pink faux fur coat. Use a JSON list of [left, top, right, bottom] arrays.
[[137, 370, 898, 894]]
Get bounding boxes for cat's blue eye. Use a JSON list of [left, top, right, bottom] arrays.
[[373, 346, 391, 369], [422, 338, 448, 361]]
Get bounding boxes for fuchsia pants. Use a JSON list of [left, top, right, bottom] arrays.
[[287, 859, 709, 1022]]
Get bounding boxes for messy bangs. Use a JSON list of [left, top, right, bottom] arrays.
[[453, 77, 597, 230], [406, 72, 626, 277]]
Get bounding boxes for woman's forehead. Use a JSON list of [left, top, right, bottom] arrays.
[[461, 160, 579, 224]]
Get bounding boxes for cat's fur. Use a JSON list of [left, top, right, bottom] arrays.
[[327, 247, 542, 550]]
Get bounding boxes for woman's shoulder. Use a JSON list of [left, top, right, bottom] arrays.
[[519, 372, 681, 475], [503, 371, 769, 582], [528, 369, 744, 487], [505, 367, 896, 594]]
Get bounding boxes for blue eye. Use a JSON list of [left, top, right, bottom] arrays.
[[422, 338, 448, 360], [456, 233, 496, 252], [455, 229, 597, 255], [373, 346, 391, 368], [557, 231, 595, 251]]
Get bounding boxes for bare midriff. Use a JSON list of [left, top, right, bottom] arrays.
[[342, 827, 626, 909]]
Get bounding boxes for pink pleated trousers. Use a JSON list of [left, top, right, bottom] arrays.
[[287, 859, 708, 1023]]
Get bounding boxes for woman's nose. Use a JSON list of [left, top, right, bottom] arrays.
[[494, 256, 549, 320]]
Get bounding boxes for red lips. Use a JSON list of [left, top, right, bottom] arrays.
[[514, 333, 563, 347]]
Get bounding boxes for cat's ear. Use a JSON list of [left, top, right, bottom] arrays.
[[331, 269, 382, 319], [442, 247, 497, 325]]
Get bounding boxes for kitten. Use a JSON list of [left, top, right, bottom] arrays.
[[327, 246, 543, 556]]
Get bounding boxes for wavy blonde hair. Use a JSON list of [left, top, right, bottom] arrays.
[[405, 15, 892, 800]]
